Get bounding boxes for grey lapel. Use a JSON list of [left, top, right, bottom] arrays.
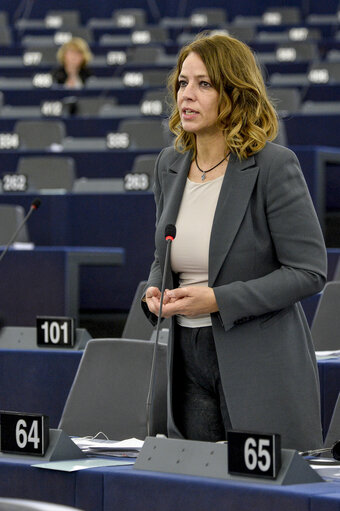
[[209, 153, 259, 286], [156, 150, 191, 275], [162, 150, 192, 227]]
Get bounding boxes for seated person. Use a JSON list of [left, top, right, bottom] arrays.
[[52, 37, 93, 88]]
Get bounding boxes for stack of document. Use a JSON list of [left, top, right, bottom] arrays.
[[72, 437, 144, 458]]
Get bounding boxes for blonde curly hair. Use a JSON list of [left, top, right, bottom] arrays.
[[168, 33, 278, 160]]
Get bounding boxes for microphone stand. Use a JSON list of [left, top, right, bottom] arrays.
[[146, 237, 172, 437], [0, 201, 40, 264]]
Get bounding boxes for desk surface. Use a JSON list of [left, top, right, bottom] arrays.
[[0, 454, 340, 511]]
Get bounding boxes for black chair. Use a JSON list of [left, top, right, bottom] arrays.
[[58, 338, 168, 439]]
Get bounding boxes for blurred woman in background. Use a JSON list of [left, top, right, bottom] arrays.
[[52, 37, 92, 88]]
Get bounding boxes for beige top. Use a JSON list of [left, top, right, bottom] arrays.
[[171, 175, 224, 327]]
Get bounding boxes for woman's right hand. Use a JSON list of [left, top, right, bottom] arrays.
[[145, 286, 165, 317]]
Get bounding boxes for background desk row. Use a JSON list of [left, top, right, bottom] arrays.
[[0, 246, 124, 326], [0, 192, 155, 317], [0, 244, 338, 329]]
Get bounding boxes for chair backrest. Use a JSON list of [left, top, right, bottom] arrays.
[[126, 45, 163, 64], [131, 154, 158, 179], [46, 10, 81, 27], [15, 121, 66, 149], [262, 6, 301, 25], [190, 8, 227, 26], [0, 26, 11, 45], [118, 119, 170, 150], [122, 280, 170, 340], [58, 338, 167, 439], [228, 25, 256, 43], [141, 69, 170, 87], [268, 87, 301, 114], [0, 204, 30, 244], [17, 156, 75, 191], [25, 46, 57, 65], [276, 41, 318, 62], [311, 282, 340, 350], [113, 8, 147, 27], [140, 89, 168, 117], [308, 61, 340, 84], [71, 96, 117, 116]]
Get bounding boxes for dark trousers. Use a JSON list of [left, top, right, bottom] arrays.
[[172, 324, 231, 442]]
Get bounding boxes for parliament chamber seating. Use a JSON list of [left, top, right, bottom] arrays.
[[0, 0, 339, 319], [0, 2, 340, 509]]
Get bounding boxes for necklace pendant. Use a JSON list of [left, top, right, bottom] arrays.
[[201, 172, 206, 181]]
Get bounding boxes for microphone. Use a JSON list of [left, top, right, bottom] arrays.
[[0, 198, 41, 264], [146, 223, 176, 436], [300, 440, 340, 460]]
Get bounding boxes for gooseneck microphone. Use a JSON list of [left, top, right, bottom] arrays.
[[300, 440, 340, 460], [0, 198, 41, 264], [146, 223, 176, 436]]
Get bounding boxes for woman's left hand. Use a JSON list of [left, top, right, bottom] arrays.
[[161, 286, 219, 318]]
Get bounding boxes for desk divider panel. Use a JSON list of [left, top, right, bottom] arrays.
[[134, 437, 323, 485]]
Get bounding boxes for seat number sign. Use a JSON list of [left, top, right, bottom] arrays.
[[36, 316, 75, 347], [227, 431, 281, 479], [0, 411, 49, 456]]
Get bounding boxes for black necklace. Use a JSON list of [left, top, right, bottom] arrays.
[[195, 152, 231, 181]]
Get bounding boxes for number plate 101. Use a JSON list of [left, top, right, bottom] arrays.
[[227, 430, 281, 479], [0, 411, 49, 456], [36, 316, 75, 348]]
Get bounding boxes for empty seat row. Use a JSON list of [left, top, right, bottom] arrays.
[[0, 153, 158, 194], [0, 5, 340, 47], [6, 118, 171, 150]]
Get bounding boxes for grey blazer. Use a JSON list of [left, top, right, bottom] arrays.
[[143, 141, 327, 451]]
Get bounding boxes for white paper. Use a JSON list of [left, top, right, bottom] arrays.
[[315, 350, 340, 360], [32, 458, 134, 472], [72, 436, 144, 451], [12, 242, 35, 250]]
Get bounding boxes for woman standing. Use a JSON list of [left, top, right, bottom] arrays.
[[142, 33, 326, 451]]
